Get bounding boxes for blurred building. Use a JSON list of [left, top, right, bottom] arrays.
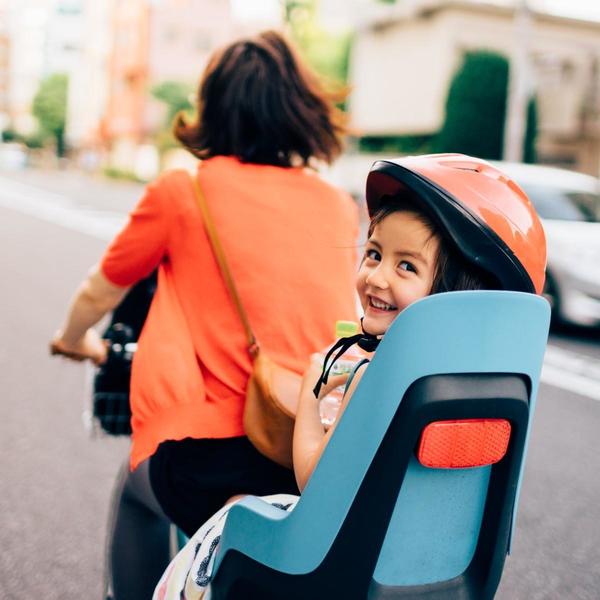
[[0, 0, 85, 137], [100, 0, 150, 169], [67, 0, 274, 174], [350, 0, 600, 175], [1, 0, 281, 172], [44, 0, 84, 75], [2, 0, 49, 135], [149, 0, 239, 94], [65, 0, 114, 162], [144, 0, 248, 139]]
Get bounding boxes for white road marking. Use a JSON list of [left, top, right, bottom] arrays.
[[541, 345, 600, 401], [0, 174, 126, 240], [541, 364, 600, 400], [2, 174, 600, 400]]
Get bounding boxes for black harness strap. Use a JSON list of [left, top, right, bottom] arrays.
[[312, 326, 380, 398]]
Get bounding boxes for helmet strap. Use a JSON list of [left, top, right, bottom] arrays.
[[312, 319, 380, 398]]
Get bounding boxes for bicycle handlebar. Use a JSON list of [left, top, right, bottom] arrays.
[[50, 338, 136, 363]]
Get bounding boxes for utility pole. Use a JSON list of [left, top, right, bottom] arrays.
[[503, 0, 533, 163]]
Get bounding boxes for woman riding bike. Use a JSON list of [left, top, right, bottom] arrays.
[[50, 30, 359, 600]]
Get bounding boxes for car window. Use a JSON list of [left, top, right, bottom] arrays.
[[520, 183, 600, 222]]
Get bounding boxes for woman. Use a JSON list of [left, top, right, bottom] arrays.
[[50, 30, 358, 599]]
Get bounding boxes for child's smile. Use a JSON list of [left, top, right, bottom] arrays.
[[367, 296, 397, 312], [357, 210, 440, 336]]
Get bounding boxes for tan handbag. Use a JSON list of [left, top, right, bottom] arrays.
[[191, 175, 301, 469]]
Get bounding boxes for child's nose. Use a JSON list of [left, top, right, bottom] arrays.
[[366, 265, 389, 289]]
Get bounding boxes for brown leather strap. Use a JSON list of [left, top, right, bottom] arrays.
[[190, 174, 258, 355]]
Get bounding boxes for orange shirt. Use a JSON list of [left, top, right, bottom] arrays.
[[101, 157, 359, 469]]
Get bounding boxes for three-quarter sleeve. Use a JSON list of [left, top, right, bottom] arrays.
[[100, 176, 172, 287]]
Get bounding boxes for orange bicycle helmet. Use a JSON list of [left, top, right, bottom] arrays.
[[366, 153, 547, 294]]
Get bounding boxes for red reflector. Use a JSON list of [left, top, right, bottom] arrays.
[[417, 419, 511, 469]]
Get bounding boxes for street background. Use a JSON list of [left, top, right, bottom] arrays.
[[2, 0, 600, 598]]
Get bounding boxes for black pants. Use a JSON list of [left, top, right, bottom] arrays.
[[107, 459, 171, 600], [108, 436, 298, 600], [149, 436, 299, 537]]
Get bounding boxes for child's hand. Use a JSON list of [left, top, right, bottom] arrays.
[[302, 355, 350, 400], [294, 356, 353, 491]]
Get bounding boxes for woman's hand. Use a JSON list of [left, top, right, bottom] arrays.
[[50, 328, 108, 365], [50, 266, 129, 365]]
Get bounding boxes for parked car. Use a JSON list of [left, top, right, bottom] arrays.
[[0, 141, 28, 170], [491, 161, 600, 328]]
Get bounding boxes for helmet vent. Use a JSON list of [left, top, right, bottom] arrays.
[[439, 159, 482, 173]]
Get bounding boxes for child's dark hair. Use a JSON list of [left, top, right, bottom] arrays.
[[174, 30, 347, 167], [368, 198, 499, 293]]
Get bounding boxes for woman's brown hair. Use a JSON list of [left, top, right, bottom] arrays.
[[174, 30, 347, 167]]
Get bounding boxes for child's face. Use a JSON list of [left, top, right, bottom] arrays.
[[357, 211, 440, 336]]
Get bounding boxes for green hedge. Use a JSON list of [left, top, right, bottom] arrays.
[[435, 50, 509, 159]]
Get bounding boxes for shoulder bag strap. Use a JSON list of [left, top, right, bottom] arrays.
[[189, 173, 259, 357]]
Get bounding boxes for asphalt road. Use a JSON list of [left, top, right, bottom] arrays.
[[1, 167, 599, 599]]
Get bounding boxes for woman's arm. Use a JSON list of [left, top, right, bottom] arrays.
[[50, 266, 130, 364], [293, 358, 367, 491]]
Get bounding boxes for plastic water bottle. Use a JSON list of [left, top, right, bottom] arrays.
[[317, 320, 366, 428]]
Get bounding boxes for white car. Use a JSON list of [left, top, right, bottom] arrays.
[[492, 162, 600, 328]]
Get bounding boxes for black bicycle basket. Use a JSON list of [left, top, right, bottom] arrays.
[[92, 271, 156, 435]]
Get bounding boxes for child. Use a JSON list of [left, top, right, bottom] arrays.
[[153, 153, 546, 599]]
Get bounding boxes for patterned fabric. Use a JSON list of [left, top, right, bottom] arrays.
[[153, 494, 299, 600]]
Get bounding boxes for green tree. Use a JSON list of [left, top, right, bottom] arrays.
[[151, 80, 194, 128], [436, 51, 509, 159], [150, 80, 194, 153], [32, 73, 68, 157], [1, 128, 17, 142], [283, 0, 353, 90], [436, 51, 538, 161]]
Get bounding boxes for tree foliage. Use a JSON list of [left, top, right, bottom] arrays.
[[284, 0, 353, 90], [150, 80, 194, 153], [436, 50, 538, 161], [151, 80, 194, 128], [32, 73, 68, 156], [436, 51, 509, 159]]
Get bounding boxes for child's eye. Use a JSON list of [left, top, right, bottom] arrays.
[[365, 248, 381, 262], [399, 261, 416, 273]]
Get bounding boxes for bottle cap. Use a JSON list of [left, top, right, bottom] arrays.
[[335, 320, 359, 338]]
